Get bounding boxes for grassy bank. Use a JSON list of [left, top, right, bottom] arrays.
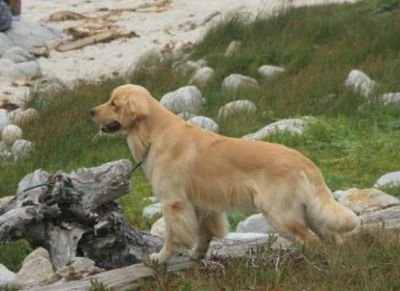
[[0, 0, 400, 284]]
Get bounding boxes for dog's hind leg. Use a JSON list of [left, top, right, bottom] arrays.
[[150, 198, 198, 263], [254, 194, 317, 245], [191, 211, 229, 260]]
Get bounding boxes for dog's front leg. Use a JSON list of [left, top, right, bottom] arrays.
[[150, 197, 198, 264]]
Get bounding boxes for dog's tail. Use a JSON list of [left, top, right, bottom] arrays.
[[301, 172, 359, 235]]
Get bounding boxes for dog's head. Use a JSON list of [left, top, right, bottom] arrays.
[[90, 84, 150, 133]]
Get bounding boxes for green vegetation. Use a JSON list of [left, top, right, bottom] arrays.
[[1, 0, 400, 288]]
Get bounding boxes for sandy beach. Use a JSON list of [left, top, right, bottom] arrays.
[[21, 0, 359, 85]]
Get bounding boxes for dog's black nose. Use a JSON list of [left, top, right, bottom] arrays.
[[89, 108, 96, 117]]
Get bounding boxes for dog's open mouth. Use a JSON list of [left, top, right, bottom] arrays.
[[101, 121, 121, 133]]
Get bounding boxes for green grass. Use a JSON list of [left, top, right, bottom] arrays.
[[0, 0, 400, 286], [139, 230, 400, 290]]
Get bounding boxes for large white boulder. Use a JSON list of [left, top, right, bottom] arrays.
[[236, 213, 276, 233], [142, 202, 162, 219], [381, 92, 400, 106], [0, 109, 10, 132], [242, 118, 306, 140], [1, 124, 23, 146], [11, 139, 33, 160], [333, 188, 400, 215], [344, 69, 375, 97], [188, 67, 215, 88], [258, 65, 285, 79], [9, 108, 39, 126], [222, 74, 259, 93], [150, 217, 166, 238], [3, 46, 34, 63], [15, 247, 55, 285], [160, 86, 203, 114], [218, 100, 257, 120], [187, 116, 219, 133], [374, 171, 400, 190]]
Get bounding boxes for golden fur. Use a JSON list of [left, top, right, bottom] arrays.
[[91, 84, 359, 263]]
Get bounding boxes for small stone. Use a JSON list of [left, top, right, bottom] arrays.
[[142, 202, 162, 219], [381, 92, 400, 106], [9, 108, 39, 126], [150, 217, 166, 238], [222, 74, 259, 93], [0, 141, 12, 160], [218, 100, 257, 120], [3, 46, 35, 63], [15, 61, 42, 80], [374, 171, 400, 190], [15, 247, 54, 285], [225, 40, 242, 57], [56, 257, 103, 280], [177, 111, 196, 121], [11, 139, 34, 160], [34, 77, 67, 96], [242, 118, 306, 140], [236, 213, 276, 233], [0, 264, 16, 288], [0, 109, 11, 132], [188, 67, 215, 88], [175, 60, 201, 76], [0, 98, 19, 112], [2, 124, 23, 146], [188, 116, 219, 133], [359, 205, 400, 230], [160, 86, 203, 114], [258, 65, 285, 79], [334, 188, 400, 215], [344, 69, 375, 97]]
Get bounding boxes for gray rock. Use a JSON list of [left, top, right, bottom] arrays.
[[0, 2, 12, 33], [242, 118, 306, 140], [11, 139, 33, 160], [188, 67, 215, 88], [381, 92, 400, 106], [0, 108, 10, 132], [209, 233, 292, 258], [5, 20, 60, 52], [359, 205, 400, 230], [222, 74, 259, 93], [258, 65, 285, 79], [142, 202, 162, 219], [15, 247, 54, 285], [0, 264, 16, 288], [34, 77, 67, 96], [0, 195, 14, 208], [15, 61, 42, 79], [344, 69, 375, 97], [150, 217, 166, 238], [9, 108, 38, 126], [374, 171, 400, 190], [177, 111, 196, 121], [176, 60, 202, 76], [187, 116, 219, 133], [218, 100, 257, 119], [0, 59, 41, 81], [333, 188, 400, 215], [225, 40, 241, 57], [0, 140, 12, 160], [3, 46, 34, 63], [236, 213, 276, 233], [0, 34, 14, 56], [160, 86, 203, 114], [2, 124, 23, 146]]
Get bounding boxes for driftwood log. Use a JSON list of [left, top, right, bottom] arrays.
[[0, 159, 162, 271]]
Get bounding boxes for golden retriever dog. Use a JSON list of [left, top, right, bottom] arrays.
[[91, 84, 359, 263]]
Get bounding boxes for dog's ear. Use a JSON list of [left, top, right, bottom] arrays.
[[120, 94, 149, 127]]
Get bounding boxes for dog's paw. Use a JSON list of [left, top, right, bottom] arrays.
[[189, 248, 207, 261], [149, 252, 165, 264]]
